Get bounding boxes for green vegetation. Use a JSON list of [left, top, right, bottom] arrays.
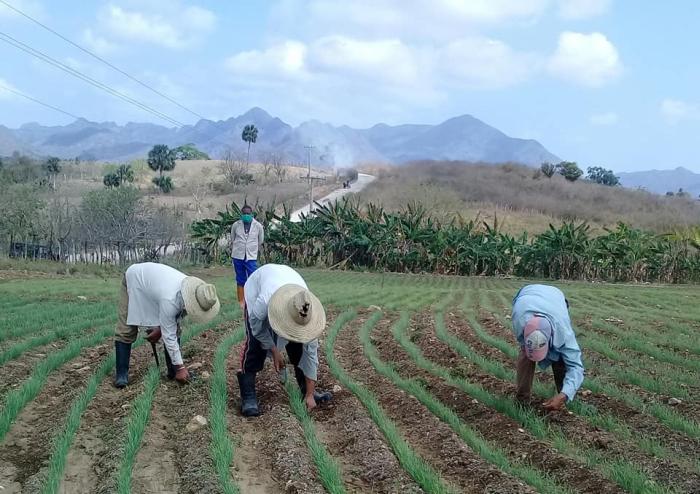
[[325, 311, 456, 494], [209, 328, 244, 494], [147, 144, 176, 193], [284, 380, 346, 494], [0, 324, 113, 442], [173, 143, 210, 160]]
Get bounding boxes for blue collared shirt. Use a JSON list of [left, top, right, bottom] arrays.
[[512, 284, 585, 401]]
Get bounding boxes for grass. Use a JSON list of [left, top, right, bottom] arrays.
[[393, 310, 672, 493], [209, 327, 245, 494], [325, 310, 456, 494], [360, 311, 572, 494], [0, 324, 114, 442], [284, 380, 346, 494]]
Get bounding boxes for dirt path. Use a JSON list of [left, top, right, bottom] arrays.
[[58, 343, 157, 494], [333, 312, 534, 494], [227, 342, 326, 494], [384, 311, 623, 494], [289, 173, 376, 222], [131, 326, 231, 494], [421, 311, 700, 493], [0, 341, 111, 493], [313, 358, 424, 493]]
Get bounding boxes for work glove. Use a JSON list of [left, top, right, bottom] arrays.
[[174, 364, 190, 383]]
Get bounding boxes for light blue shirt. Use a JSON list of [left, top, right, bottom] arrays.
[[512, 284, 585, 401]]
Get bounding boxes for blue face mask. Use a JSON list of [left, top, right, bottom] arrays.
[[241, 213, 253, 223]]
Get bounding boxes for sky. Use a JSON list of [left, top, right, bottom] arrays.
[[1, 0, 699, 172]]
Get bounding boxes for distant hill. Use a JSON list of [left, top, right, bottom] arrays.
[[618, 167, 700, 197], [0, 107, 559, 166]]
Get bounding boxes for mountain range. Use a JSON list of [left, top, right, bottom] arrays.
[[0, 107, 560, 166], [618, 167, 700, 197]]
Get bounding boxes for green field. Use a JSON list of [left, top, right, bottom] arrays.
[[0, 266, 698, 493]]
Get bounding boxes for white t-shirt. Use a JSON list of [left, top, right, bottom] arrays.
[[244, 264, 319, 380], [125, 262, 186, 366]]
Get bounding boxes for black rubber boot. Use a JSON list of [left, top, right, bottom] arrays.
[[294, 366, 332, 404], [237, 371, 260, 417], [114, 341, 131, 388], [163, 337, 181, 380]]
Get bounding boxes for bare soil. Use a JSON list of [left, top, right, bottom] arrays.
[[424, 310, 700, 493], [381, 310, 624, 494], [0, 340, 111, 494], [333, 312, 535, 494]]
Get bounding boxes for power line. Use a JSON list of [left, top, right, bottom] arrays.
[[0, 82, 82, 120], [0, 31, 184, 126], [0, 0, 205, 120]]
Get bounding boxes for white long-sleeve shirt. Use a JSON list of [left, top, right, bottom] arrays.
[[125, 262, 187, 366], [244, 264, 319, 380]]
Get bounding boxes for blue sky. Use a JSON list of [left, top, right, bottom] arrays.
[[1, 0, 699, 172]]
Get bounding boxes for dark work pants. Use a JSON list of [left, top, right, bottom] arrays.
[[240, 309, 302, 373], [516, 347, 566, 401]]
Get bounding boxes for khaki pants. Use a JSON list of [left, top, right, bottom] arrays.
[[516, 347, 566, 401], [114, 275, 182, 344]]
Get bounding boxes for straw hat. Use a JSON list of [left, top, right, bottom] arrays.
[[268, 284, 326, 343], [181, 277, 220, 323]]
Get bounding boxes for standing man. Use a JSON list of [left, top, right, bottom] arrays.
[[511, 284, 584, 411], [114, 262, 220, 388], [230, 205, 264, 309], [237, 263, 332, 417]]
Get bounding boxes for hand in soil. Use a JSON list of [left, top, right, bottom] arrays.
[[543, 392, 567, 411], [271, 348, 285, 373], [305, 394, 317, 412], [175, 365, 190, 383]]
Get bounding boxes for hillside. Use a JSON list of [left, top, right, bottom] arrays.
[[618, 167, 700, 197], [355, 161, 700, 234], [0, 108, 559, 166]]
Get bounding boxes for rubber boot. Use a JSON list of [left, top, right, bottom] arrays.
[[237, 371, 260, 417], [236, 285, 245, 309], [163, 337, 181, 380], [114, 340, 132, 388], [294, 366, 332, 404]]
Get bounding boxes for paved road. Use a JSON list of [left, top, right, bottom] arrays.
[[289, 173, 376, 222]]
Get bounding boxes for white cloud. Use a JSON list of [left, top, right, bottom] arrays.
[[82, 28, 120, 56], [225, 41, 309, 81], [0, 78, 19, 100], [557, 0, 611, 19], [547, 31, 622, 87], [660, 99, 699, 124], [439, 37, 540, 88], [589, 111, 618, 125], [280, 0, 549, 40], [93, 2, 216, 50], [308, 36, 420, 84]]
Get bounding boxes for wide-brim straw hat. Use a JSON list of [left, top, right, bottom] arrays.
[[268, 284, 325, 343], [181, 277, 220, 324]]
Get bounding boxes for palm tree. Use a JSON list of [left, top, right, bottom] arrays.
[[241, 124, 258, 170], [147, 145, 175, 192], [45, 156, 61, 190]]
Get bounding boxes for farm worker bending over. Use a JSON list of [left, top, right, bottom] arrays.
[[230, 205, 264, 309], [114, 262, 220, 388], [512, 284, 584, 411], [238, 264, 332, 417]]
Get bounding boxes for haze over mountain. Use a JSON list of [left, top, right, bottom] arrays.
[[0, 107, 559, 167], [618, 167, 700, 197]]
